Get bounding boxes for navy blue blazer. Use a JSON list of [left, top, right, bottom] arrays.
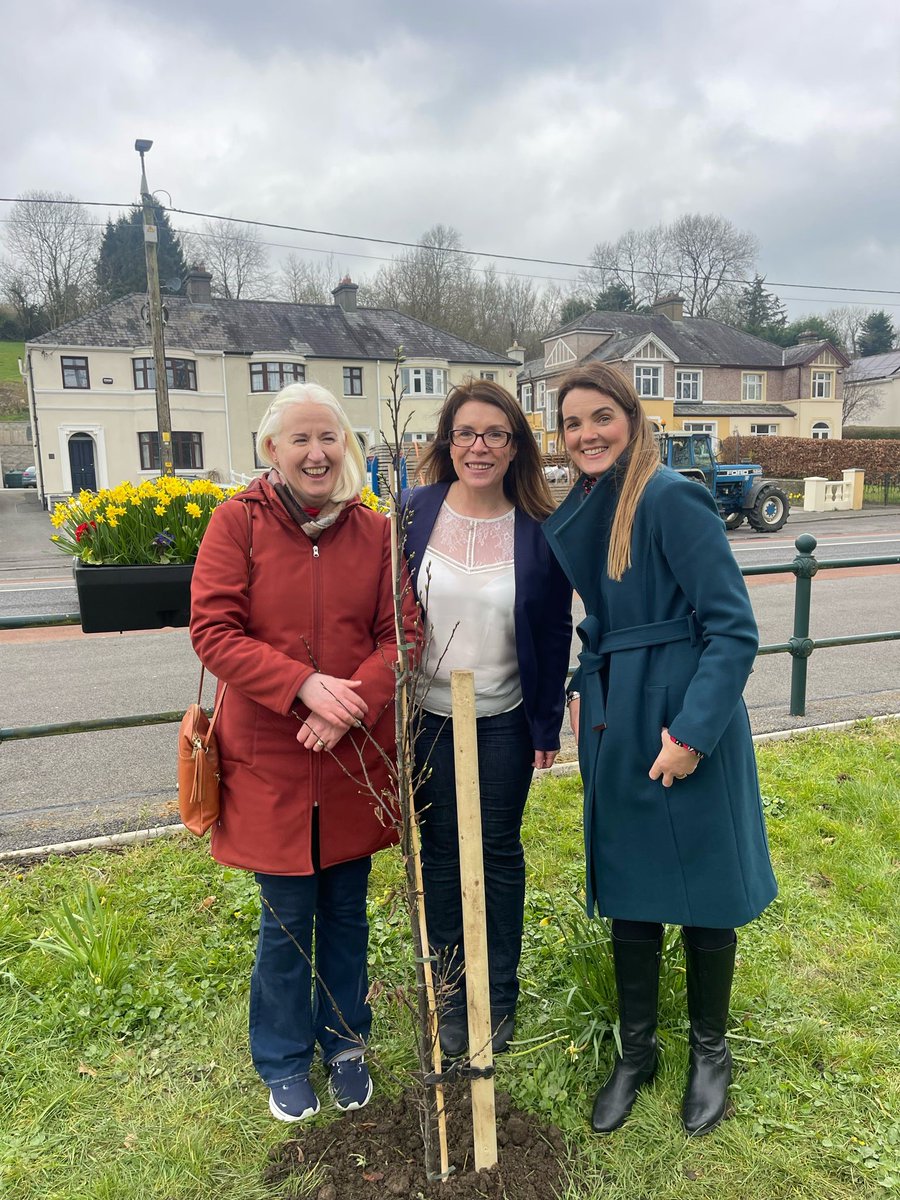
[[402, 482, 573, 751]]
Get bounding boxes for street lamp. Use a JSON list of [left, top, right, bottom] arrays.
[[135, 138, 173, 476]]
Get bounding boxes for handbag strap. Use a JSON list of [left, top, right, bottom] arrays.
[[195, 501, 254, 730]]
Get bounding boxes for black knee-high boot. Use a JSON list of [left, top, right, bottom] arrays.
[[682, 934, 736, 1135], [591, 934, 662, 1133]]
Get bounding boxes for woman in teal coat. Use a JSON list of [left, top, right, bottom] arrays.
[[543, 363, 776, 1137]]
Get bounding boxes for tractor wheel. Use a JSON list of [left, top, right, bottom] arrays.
[[748, 485, 789, 532], [724, 512, 745, 531]]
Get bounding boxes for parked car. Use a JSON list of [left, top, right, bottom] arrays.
[[543, 465, 569, 483], [21, 465, 37, 488]]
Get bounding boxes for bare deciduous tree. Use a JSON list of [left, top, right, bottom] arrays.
[[581, 214, 757, 318], [824, 305, 870, 358], [670, 213, 758, 317], [185, 219, 272, 299], [277, 253, 340, 304], [842, 380, 882, 425], [1, 191, 98, 331]]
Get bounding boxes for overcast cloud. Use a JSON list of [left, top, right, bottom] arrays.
[[3, 0, 899, 316]]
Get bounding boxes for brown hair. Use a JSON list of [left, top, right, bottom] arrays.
[[557, 363, 660, 581], [418, 378, 554, 521]]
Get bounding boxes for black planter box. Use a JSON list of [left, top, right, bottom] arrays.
[[74, 561, 194, 634]]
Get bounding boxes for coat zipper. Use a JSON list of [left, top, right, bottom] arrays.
[[311, 537, 322, 835]]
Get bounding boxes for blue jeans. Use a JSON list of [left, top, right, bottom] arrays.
[[249, 814, 372, 1086], [415, 705, 534, 1016]]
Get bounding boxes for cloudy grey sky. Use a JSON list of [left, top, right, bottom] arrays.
[[4, 0, 899, 315]]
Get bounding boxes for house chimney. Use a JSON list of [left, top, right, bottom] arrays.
[[332, 276, 359, 312], [796, 330, 820, 345], [651, 293, 684, 322], [185, 267, 213, 303], [506, 341, 526, 366]]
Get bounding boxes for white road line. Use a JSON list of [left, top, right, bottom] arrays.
[[0, 584, 75, 593], [732, 537, 900, 554]]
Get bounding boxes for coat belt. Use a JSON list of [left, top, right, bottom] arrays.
[[576, 612, 701, 732]]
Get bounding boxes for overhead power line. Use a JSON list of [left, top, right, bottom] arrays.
[[2, 193, 900, 300]]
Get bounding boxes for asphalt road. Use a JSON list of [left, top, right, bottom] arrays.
[[1, 489, 898, 852]]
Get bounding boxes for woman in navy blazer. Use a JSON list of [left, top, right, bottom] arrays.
[[403, 378, 572, 1058]]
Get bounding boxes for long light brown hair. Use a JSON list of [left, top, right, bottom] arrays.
[[557, 363, 660, 580], [418, 378, 554, 521]]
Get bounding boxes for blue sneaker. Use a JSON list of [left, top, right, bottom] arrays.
[[269, 1076, 320, 1123], [329, 1055, 373, 1112]]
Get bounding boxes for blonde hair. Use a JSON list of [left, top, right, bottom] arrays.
[[256, 382, 366, 503], [557, 363, 660, 581]]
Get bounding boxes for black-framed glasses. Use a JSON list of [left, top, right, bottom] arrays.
[[449, 428, 513, 448]]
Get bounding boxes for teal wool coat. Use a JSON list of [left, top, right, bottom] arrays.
[[543, 466, 777, 928]]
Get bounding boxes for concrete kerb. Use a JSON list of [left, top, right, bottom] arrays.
[[2, 712, 897, 865]]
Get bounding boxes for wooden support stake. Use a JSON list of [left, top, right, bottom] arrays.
[[450, 669, 498, 1172]]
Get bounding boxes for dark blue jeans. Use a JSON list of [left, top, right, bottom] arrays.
[[415, 705, 534, 1017], [249, 815, 372, 1086]]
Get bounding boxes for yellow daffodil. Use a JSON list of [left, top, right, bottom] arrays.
[[185, 502, 202, 518]]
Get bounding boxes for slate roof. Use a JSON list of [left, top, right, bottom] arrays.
[[30, 295, 517, 366], [845, 350, 900, 383], [531, 310, 848, 373], [674, 403, 797, 418]]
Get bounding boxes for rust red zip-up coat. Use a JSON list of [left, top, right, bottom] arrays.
[[190, 476, 417, 875]]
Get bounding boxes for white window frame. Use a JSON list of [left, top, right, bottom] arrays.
[[811, 421, 831, 440], [545, 388, 558, 432], [675, 370, 702, 402], [400, 366, 447, 396], [750, 423, 778, 436], [681, 421, 717, 435], [811, 370, 834, 399], [536, 380, 546, 410], [634, 364, 662, 398], [479, 370, 497, 381], [521, 383, 533, 414], [742, 372, 766, 403]]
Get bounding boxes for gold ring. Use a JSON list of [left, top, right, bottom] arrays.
[[315, 739, 325, 748], [676, 773, 687, 780]]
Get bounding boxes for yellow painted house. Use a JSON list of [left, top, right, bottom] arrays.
[[25, 273, 520, 498], [519, 296, 848, 452]]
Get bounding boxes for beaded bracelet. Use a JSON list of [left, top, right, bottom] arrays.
[[668, 733, 704, 759]]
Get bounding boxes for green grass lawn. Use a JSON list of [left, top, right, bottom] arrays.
[[0, 341, 25, 384], [1, 721, 898, 1199]]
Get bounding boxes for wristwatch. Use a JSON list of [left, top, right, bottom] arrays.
[[566, 689, 581, 705]]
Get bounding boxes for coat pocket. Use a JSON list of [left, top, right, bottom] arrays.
[[642, 684, 669, 767]]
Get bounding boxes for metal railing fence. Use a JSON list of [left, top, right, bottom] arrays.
[[1, 533, 898, 744]]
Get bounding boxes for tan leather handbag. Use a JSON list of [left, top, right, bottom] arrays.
[[178, 668, 226, 835], [177, 503, 252, 835]]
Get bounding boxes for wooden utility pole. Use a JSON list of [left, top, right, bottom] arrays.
[[450, 670, 498, 1172], [136, 139, 174, 476]]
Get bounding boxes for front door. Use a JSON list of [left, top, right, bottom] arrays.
[[68, 433, 97, 492]]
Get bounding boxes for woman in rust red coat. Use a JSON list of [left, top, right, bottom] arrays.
[[190, 383, 417, 1124]]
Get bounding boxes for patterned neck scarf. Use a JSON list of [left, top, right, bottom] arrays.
[[269, 471, 346, 540]]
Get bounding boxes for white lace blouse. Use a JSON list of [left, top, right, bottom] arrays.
[[419, 501, 521, 718]]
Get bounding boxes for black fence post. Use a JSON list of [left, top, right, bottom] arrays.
[[788, 533, 819, 716]]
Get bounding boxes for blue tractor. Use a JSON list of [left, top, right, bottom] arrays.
[[657, 432, 790, 532]]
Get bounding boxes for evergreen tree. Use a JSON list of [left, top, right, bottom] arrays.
[[559, 295, 594, 324], [593, 282, 635, 311], [95, 205, 187, 303], [736, 275, 786, 338], [762, 314, 846, 352], [857, 309, 896, 357]]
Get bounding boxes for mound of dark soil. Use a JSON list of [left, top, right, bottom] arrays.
[[264, 1087, 570, 1199]]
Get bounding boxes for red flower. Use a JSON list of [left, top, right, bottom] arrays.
[[75, 521, 96, 543]]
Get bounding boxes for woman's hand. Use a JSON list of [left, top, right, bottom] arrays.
[[297, 713, 349, 753], [649, 727, 701, 788], [297, 673, 367, 728], [533, 750, 558, 770], [568, 696, 580, 745]]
